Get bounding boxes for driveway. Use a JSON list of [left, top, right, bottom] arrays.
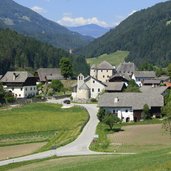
[[0, 102, 100, 166]]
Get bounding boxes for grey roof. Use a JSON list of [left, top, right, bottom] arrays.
[[117, 62, 136, 74], [91, 61, 114, 70], [1, 71, 33, 83], [140, 86, 168, 95], [79, 83, 90, 90], [134, 71, 156, 78], [98, 92, 164, 110], [37, 68, 64, 82], [157, 75, 170, 82], [105, 82, 125, 91], [143, 79, 161, 85]]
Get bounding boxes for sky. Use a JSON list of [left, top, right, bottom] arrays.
[[14, 0, 168, 27]]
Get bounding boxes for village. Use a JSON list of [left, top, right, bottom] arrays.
[[0, 61, 170, 123]]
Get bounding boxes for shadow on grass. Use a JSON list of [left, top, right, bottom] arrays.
[[105, 127, 124, 133]]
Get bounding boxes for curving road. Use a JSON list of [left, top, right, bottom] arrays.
[[0, 103, 100, 166]]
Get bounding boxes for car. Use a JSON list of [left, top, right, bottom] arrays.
[[63, 99, 70, 104]]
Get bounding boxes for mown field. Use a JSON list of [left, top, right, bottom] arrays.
[[2, 147, 171, 171], [86, 50, 129, 67], [90, 122, 171, 153], [0, 103, 88, 152]]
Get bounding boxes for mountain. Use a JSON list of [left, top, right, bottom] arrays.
[[0, 29, 89, 75], [0, 0, 93, 50], [68, 24, 109, 38], [78, 1, 171, 67]]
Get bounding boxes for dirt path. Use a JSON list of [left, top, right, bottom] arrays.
[[0, 142, 46, 161]]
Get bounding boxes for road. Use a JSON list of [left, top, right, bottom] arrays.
[[0, 102, 100, 166]]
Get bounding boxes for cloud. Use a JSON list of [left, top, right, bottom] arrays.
[[31, 6, 46, 14], [57, 16, 109, 27]]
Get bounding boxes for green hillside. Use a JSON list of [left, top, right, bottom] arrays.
[[0, 29, 89, 75], [86, 51, 129, 67], [78, 1, 171, 67]]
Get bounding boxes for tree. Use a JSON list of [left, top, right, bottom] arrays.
[[167, 63, 171, 79], [103, 114, 121, 130], [124, 80, 140, 92], [51, 80, 64, 92], [97, 108, 106, 122], [142, 104, 151, 119], [0, 83, 5, 104], [60, 57, 73, 79]]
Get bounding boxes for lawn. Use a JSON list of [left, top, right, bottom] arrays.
[[0, 103, 89, 151], [3, 147, 171, 171], [86, 50, 129, 67], [90, 122, 171, 153]]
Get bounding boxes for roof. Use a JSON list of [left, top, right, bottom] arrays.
[[98, 92, 164, 110], [105, 82, 125, 91], [134, 71, 156, 78], [143, 79, 161, 85], [164, 82, 171, 88], [109, 73, 131, 82], [117, 62, 136, 74], [91, 61, 114, 70], [157, 75, 170, 82], [140, 86, 168, 95], [1, 71, 33, 83], [79, 83, 90, 90], [37, 68, 64, 82]]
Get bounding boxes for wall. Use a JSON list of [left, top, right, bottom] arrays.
[[97, 69, 113, 82], [104, 107, 134, 122], [86, 77, 105, 99], [5, 85, 37, 98]]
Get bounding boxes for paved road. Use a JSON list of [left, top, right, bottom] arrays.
[[0, 102, 100, 166]]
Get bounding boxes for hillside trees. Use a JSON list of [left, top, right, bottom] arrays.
[[0, 29, 89, 76]]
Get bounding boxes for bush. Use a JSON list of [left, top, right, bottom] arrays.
[[97, 108, 106, 122], [90, 98, 97, 103]]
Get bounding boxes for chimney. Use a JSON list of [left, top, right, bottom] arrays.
[[114, 97, 119, 103], [13, 73, 17, 80]]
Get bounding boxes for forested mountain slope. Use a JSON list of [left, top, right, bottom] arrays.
[[78, 1, 171, 67], [0, 0, 93, 50], [0, 29, 89, 75]]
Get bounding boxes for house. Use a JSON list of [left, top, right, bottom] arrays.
[[132, 71, 156, 86], [36, 68, 64, 83], [116, 62, 136, 76], [90, 61, 116, 82], [98, 92, 164, 122], [105, 82, 126, 92], [72, 73, 106, 101], [157, 75, 170, 83], [1, 71, 37, 98]]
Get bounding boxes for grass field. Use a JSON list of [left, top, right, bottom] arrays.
[[90, 122, 171, 153], [86, 50, 129, 67], [2, 147, 171, 171], [0, 103, 88, 151]]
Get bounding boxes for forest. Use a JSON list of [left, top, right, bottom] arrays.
[[0, 29, 89, 75]]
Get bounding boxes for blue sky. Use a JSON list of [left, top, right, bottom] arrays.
[[14, 0, 168, 27]]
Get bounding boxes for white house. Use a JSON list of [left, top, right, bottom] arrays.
[[1, 71, 37, 98], [90, 61, 116, 83], [72, 73, 106, 101], [98, 92, 164, 122]]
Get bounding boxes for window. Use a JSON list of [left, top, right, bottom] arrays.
[[19, 94, 21, 97], [93, 80, 95, 83], [113, 110, 115, 114], [107, 70, 108, 72], [103, 75, 105, 78], [20, 88, 23, 91], [25, 88, 27, 91], [92, 88, 94, 92], [98, 88, 100, 92], [12, 88, 14, 90], [101, 70, 103, 72], [34, 87, 36, 90], [125, 110, 128, 112], [107, 75, 109, 78], [30, 87, 32, 91]]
